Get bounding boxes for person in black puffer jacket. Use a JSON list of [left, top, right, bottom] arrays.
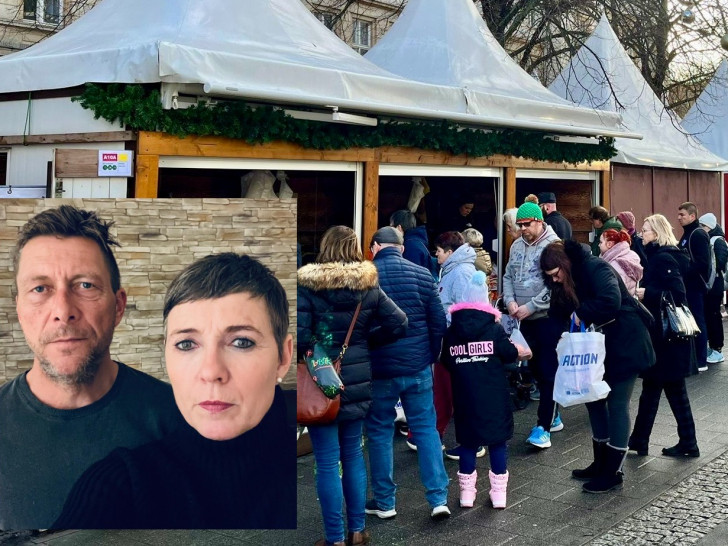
[[540, 240, 655, 494], [298, 226, 407, 546], [629, 214, 701, 459]]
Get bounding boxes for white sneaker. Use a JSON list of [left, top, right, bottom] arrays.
[[430, 505, 451, 520], [707, 349, 725, 364], [698, 364, 709, 372]]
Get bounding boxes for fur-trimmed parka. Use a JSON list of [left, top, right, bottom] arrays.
[[297, 261, 407, 423]]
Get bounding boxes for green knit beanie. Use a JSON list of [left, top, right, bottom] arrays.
[[516, 202, 543, 222]]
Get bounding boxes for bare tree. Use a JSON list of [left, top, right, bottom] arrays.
[[0, 0, 97, 54], [476, 0, 728, 116]]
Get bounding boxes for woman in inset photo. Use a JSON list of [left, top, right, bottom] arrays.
[[54, 253, 296, 529]]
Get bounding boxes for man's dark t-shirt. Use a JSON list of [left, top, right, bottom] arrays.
[[0, 362, 181, 530]]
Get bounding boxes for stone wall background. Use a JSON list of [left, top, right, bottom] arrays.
[[0, 198, 297, 386]]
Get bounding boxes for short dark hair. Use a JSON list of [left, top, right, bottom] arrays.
[[163, 253, 289, 359], [14, 205, 121, 292], [435, 231, 464, 252], [588, 206, 610, 223], [389, 210, 416, 232], [679, 202, 698, 216]]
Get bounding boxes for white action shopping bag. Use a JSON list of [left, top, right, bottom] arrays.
[[553, 318, 610, 407]]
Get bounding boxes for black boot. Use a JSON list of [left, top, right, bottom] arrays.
[[572, 438, 608, 480], [662, 443, 700, 458], [582, 444, 627, 494]]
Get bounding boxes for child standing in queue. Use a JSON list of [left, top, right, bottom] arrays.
[[440, 271, 529, 509]]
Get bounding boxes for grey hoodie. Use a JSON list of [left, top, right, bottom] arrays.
[[502, 224, 560, 320]]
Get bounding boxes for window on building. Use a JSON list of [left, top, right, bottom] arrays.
[[23, 0, 37, 20], [315, 11, 334, 30], [352, 19, 371, 54], [0, 152, 8, 186], [23, 0, 61, 24]]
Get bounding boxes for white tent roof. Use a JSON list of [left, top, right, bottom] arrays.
[[681, 59, 728, 164], [0, 0, 634, 138], [365, 0, 628, 138], [549, 14, 727, 171]]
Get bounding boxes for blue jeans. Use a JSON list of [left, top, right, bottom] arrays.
[[308, 419, 366, 543], [366, 367, 449, 510]]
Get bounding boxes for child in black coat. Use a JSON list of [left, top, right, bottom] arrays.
[[441, 271, 528, 509]]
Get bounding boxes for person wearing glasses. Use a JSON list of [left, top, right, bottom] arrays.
[[502, 202, 562, 450]]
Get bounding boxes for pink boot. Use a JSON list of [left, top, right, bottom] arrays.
[[488, 470, 509, 509], [457, 470, 477, 508]]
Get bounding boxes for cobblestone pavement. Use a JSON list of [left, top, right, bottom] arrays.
[[590, 448, 728, 545]]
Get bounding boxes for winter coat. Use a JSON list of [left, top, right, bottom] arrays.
[[600, 241, 643, 296], [631, 234, 649, 269], [403, 225, 438, 279], [591, 216, 623, 256], [473, 246, 493, 275], [679, 220, 711, 294], [640, 243, 697, 381], [369, 247, 447, 379], [297, 261, 408, 422], [438, 244, 477, 325], [440, 303, 518, 447], [502, 224, 560, 320], [544, 210, 573, 241], [552, 241, 655, 383]]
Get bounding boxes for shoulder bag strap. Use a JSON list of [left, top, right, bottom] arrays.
[[336, 302, 362, 371]]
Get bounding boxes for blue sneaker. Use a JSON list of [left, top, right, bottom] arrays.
[[526, 425, 551, 448], [550, 413, 564, 432]]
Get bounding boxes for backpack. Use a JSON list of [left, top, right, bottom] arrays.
[[710, 235, 728, 277], [688, 229, 716, 290]]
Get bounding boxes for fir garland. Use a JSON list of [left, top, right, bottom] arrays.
[[73, 84, 616, 164]]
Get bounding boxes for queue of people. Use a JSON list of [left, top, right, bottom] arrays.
[[298, 197, 725, 545]]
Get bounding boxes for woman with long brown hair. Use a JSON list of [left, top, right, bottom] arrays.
[[540, 241, 654, 493], [298, 226, 407, 546]]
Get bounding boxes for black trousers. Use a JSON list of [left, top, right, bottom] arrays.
[[520, 317, 562, 429], [686, 288, 708, 367], [630, 377, 698, 449], [705, 276, 724, 351]]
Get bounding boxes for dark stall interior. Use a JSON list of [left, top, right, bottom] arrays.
[[377, 175, 499, 254], [516, 178, 594, 244], [158, 168, 356, 266]]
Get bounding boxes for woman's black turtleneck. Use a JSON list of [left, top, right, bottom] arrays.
[[53, 387, 296, 529]]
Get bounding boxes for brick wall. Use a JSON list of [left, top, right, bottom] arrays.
[[0, 198, 297, 386]]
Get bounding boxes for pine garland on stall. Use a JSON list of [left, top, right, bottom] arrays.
[[73, 84, 616, 164]]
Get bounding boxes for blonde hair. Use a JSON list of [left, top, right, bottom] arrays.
[[316, 226, 363, 263], [524, 194, 539, 204], [643, 214, 678, 247], [462, 228, 483, 247]]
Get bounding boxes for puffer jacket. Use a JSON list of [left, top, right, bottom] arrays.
[[438, 244, 476, 325], [297, 261, 408, 422], [600, 241, 643, 296], [441, 302, 518, 447], [552, 241, 655, 383], [708, 225, 728, 278], [370, 247, 446, 379], [502, 224, 560, 320]]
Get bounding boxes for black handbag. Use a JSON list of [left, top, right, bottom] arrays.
[[661, 291, 700, 339]]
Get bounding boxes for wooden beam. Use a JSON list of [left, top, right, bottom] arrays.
[[137, 132, 609, 172], [55, 149, 99, 178], [600, 168, 611, 211], [0, 131, 135, 146], [135, 155, 159, 198], [363, 160, 380, 254], [505, 167, 516, 209]]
